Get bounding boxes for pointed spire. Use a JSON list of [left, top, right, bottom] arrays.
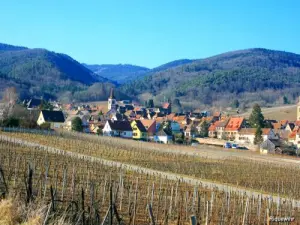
[[109, 88, 115, 99]]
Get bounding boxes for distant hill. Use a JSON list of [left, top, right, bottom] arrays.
[[121, 48, 300, 109], [83, 64, 150, 84], [0, 43, 127, 102], [150, 59, 195, 73], [84, 59, 195, 84]]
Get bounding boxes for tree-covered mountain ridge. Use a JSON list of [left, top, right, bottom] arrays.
[[83, 59, 195, 84], [0, 43, 127, 102], [121, 48, 300, 108]]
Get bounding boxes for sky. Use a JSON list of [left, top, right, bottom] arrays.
[[0, 0, 299, 68]]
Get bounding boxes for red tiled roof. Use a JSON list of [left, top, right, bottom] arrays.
[[166, 113, 176, 120], [272, 122, 281, 130], [289, 130, 297, 140], [155, 117, 165, 123], [162, 102, 170, 109], [140, 119, 155, 128], [225, 117, 244, 131], [208, 123, 216, 131]]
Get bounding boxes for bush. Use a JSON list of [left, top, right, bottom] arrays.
[[71, 117, 83, 132], [2, 117, 20, 127], [20, 119, 38, 129], [39, 122, 51, 130]]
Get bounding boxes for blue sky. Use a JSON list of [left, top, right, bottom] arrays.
[[0, 0, 299, 68]]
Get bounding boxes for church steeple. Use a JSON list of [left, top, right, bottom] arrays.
[[108, 88, 117, 111], [109, 88, 115, 99]]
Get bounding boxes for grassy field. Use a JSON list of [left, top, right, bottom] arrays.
[[2, 134, 298, 224], [236, 104, 297, 121]]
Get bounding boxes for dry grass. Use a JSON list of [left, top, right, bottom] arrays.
[[237, 105, 297, 121], [0, 199, 43, 225], [0, 199, 20, 225]]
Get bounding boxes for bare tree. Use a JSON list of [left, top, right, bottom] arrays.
[[0, 87, 18, 122], [3, 87, 18, 104]]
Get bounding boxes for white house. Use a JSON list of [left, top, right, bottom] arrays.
[[237, 128, 278, 144], [154, 130, 173, 144], [37, 110, 65, 129], [103, 120, 133, 138]]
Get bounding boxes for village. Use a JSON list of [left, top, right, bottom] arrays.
[[2, 88, 300, 155]]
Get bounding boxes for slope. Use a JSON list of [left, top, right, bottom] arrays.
[[0, 43, 115, 101], [121, 48, 300, 108]]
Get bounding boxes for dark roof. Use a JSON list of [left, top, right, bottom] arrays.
[[27, 99, 42, 108], [133, 120, 147, 132], [156, 129, 172, 136], [125, 105, 134, 110], [41, 110, 65, 123], [108, 120, 132, 131]]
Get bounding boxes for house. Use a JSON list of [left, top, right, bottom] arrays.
[[208, 120, 228, 139], [224, 117, 245, 141], [103, 120, 133, 138], [131, 120, 148, 140], [37, 110, 65, 129], [237, 128, 278, 144], [140, 119, 156, 136], [274, 129, 290, 143], [89, 122, 104, 134], [184, 124, 197, 139], [154, 129, 173, 144], [260, 139, 282, 154], [285, 122, 295, 132], [290, 127, 300, 148]]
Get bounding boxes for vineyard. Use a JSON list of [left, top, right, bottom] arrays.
[[0, 131, 300, 224]]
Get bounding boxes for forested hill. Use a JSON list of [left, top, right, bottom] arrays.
[[121, 48, 300, 108], [84, 59, 195, 84], [0, 43, 28, 51], [83, 64, 150, 84], [0, 43, 119, 102]]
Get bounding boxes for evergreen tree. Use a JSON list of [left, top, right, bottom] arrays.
[[148, 99, 154, 108], [232, 99, 240, 108], [283, 96, 289, 104], [199, 121, 209, 137], [249, 104, 264, 128], [71, 117, 83, 132], [254, 126, 263, 144]]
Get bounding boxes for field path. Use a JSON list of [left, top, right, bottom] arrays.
[[1, 134, 300, 208]]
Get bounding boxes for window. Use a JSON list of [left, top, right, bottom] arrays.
[[123, 132, 126, 135], [133, 133, 137, 136]]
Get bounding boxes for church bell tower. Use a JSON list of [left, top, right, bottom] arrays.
[[108, 88, 117, 111]]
